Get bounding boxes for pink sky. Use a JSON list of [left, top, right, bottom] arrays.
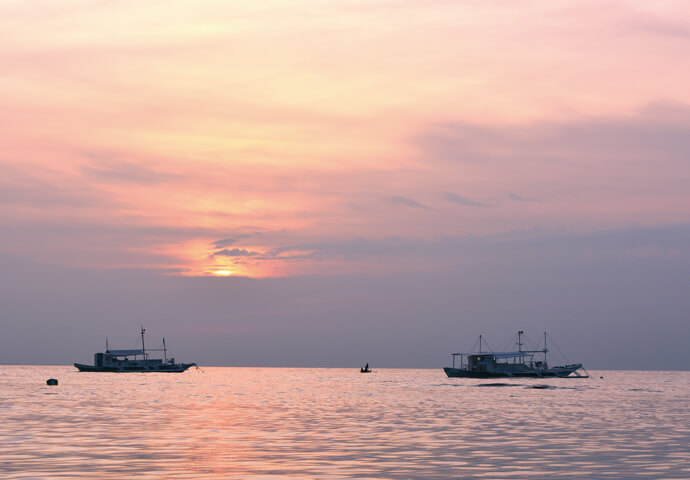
[[2, 0, 690, 277]]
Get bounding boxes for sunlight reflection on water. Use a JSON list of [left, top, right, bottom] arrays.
[[1, 367, 689, 479]]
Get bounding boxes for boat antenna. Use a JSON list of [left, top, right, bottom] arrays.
[[471, 334, 494, 353], [106, 337, 109, 352], [518, 330, 523, 352], [163, 337, 167, 363], [544, 331, 548, 365], [141, 326, 146, 359]]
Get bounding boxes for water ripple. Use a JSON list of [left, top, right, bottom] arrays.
[[0, 367, 688, 479]]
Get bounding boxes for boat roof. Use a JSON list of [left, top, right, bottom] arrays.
[[452, 351, 530, 358], [106, 349, 145, 356]]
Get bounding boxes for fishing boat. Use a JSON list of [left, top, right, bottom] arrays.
[[444, 331, 587, 378], [74, 327, 196, 373], [360, 363, 372, 373]]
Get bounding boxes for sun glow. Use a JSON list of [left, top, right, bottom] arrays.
[[214, 269, 232, 276]]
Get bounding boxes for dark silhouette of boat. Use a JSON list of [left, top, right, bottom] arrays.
[[74, 327, 196, 373], [360, 363, 372, 373], [444, 331, 587, 378]]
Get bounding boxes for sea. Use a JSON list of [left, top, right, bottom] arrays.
[[1, 366, 689, 479]]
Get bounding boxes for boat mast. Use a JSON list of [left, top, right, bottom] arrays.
[[518, 330, 523, 364], [479, 334, 482, 353], [141, 326, 146, 360], [163, 337, 167, 363], [544, 331, 547, 366]]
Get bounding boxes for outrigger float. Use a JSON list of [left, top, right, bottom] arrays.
[[444, 331, 588, 378], [74, 327, 196, 373]]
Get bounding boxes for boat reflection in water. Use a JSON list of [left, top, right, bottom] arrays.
[[444, 331, 587, 378], [74, 327, 196, 373]]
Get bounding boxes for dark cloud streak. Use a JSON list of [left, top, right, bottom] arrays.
[[444, 192, 493, 207], [509, 192, 538, 202], [213, 248, 259, 257], [389, 195, 433, 210]]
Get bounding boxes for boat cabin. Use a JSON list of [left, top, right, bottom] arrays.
[[454, 352, 533, 372], [94, 349, 175, 371]]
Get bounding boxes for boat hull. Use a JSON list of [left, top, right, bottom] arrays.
[[74, 363, 195, 373], [444, 364, 587, 379]]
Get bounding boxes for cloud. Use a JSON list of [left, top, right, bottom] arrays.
[[418, 102, 690, 168], [212, 248, 259, 257], [630, 17, 690, 39], [267, 237, 426, 261], [212, 233, 260, 249], [389, 195, 432, 210], [0, 217, 224, 270], [212, 238, 239, 248], [0, 162, 116, 208], [444, 192, 492, 207], [259, 223, 690, 264], [509, 192, 538, 202], [81, 155, 181, 185], [4, 103, 690, 276], [413, 103, 690, 228]]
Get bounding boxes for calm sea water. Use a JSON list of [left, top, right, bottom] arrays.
[[1, 366, 688, 479]]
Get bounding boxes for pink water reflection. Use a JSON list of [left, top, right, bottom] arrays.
[[1, 367, 689, 479]]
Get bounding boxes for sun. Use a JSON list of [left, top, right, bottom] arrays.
[[214, 269, 232, 276]]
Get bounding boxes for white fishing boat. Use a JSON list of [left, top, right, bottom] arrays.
[[74, 327, 196, 373], [444, 331, 587, 378]]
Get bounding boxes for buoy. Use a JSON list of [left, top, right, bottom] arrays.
[[46, 379, 58, 386]]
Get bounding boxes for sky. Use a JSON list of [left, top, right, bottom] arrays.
[[1, 0, 689, 369]]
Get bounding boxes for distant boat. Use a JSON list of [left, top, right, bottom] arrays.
[[444, 331, 587, 378], [360, 363, 372, 373], [74, 327, 196, 373]]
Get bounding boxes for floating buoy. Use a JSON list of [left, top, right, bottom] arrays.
[[46, 379, 58, 386]]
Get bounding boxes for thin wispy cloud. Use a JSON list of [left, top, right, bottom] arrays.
[[389, 195, 433, 210], [212, 233, 257, 249], [509, 192, 538, 202], [212, 248, 259, 257], [444, 192, 492, 207], [213, 238, 238, 248]]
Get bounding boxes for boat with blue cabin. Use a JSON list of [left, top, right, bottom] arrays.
[[444, 331, 587, 378], [74, 327, 196, 373]]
